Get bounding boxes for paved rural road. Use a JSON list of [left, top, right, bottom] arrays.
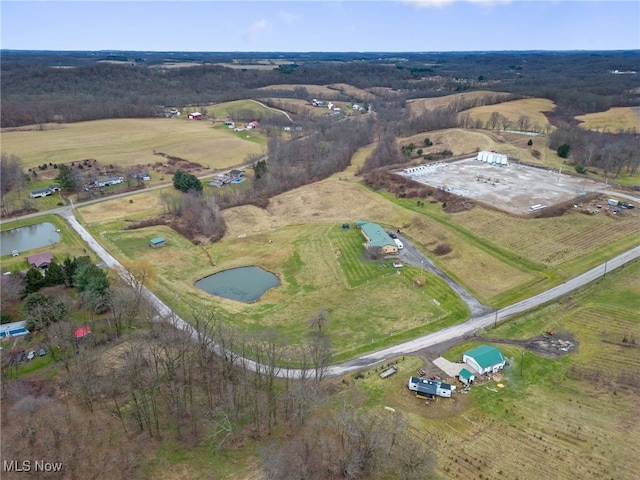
[[52, 205, 640, 379]]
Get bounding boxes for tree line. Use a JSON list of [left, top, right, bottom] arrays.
[[3, 50, 637, 127]]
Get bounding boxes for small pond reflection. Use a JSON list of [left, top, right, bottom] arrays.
[[195, 266, 280, 303]]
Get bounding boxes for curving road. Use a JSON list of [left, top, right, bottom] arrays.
[[54, 205, 640, 379]]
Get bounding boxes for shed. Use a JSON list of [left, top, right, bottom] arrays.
[[26, 252, 54, 269], [188, 112, 202, 120], [458, 368, 476, 385], [74, 326, 92, 339], [150, 237, 165, 248], [463, 345, 506, 375]]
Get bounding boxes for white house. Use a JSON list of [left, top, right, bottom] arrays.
[[408, 377, 455, 398]]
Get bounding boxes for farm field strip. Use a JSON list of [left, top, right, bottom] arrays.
[[453, 206, 640, 265], [575, 106, 640, 132]]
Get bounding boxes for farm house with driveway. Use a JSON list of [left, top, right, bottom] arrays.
[[359, 222, 398, 254], [463, 345, 506, 374]]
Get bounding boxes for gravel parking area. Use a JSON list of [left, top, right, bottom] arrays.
[[398, 158, 608, 214]]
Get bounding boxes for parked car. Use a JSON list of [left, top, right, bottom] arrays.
[[39, 347, 47, 356], [388, 231, 398, 239], [27, 350, 36, 361]]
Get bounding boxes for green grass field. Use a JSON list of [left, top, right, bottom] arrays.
[[343, 260, 639, 480], [82, 219, 468, 361]]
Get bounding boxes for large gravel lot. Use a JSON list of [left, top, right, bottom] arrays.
[[398, 157, 607, 214]]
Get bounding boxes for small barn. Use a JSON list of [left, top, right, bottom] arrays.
[[26, 252, 54, 269], [188, 112, 202, 120], [150, 237, 165, 248], [458, 368, 476, 385], [463, 345, 506, 375]]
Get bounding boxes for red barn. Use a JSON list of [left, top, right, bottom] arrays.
[[188, 112, 202, 120]]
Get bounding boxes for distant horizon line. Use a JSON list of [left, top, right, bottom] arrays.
[[2, 48, 639, 54]]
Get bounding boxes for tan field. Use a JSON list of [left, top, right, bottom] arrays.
[[254, 84, 341, 96], [466, 97, 554, 132], [0, 117, 264, 171], [575, 106, 640, 132], [408, 91, 512, 114]]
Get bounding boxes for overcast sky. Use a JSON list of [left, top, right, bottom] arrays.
[[2, 1, 639, 52]]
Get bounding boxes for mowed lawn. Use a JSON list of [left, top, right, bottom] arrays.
[[1, 116, 265, 171], [576, 106, 640, 132], [84, 218, 468, 361], [349, 261, 640, 480]]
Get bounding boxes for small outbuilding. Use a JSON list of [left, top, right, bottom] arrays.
[[188, 112, 202, 120], [458, 368, 476, 385], [74, 326, 92, 340], [463, 345, 506, 375], [150, 237, 165, 248]]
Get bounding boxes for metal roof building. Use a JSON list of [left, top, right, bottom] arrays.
[[463, 345, 506, 375]]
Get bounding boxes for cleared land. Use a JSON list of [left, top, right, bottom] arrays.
[[0, 116, 265, 171], [575, 106, 640, 132], [347, 261, 640, 480], [398, 157, 608, 214], [465, 97, 555, 132], [255, 83, 374, 100], [407, 90, 512, 114], [86, 219, 468, 360]]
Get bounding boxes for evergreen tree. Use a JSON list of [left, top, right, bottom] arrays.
[[55, 164, 76, 190], [557, 143, 571, 158], [44, 261, 65, 287], [173, 170, 202, 192], [23, 267, 45, 294]]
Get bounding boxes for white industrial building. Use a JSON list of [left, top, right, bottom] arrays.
[[477, 151, 509, 166]]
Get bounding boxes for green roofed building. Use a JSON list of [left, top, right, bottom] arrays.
[[360, 222, 398, 254], [463, 345, 506, 375], [150, 237, 165, 248], [458, 368, 476, 385]]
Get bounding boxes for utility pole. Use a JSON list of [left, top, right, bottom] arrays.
[[604, 260, 608, 277], [520, 350, 524, 377], [494, 310, 498, 329]]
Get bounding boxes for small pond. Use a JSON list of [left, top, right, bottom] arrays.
[[1, 222, 61, 256], [195, 266, 280, 303]]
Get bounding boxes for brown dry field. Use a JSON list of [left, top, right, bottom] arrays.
[[254, 83, 341, 96], [0, 118, 263, 171], [466, 97, 555, 131], [407, 90, 512, 114], [255, 82, 375, 100], [575, 106, 640, 132], [77, 191, 167, 226]]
